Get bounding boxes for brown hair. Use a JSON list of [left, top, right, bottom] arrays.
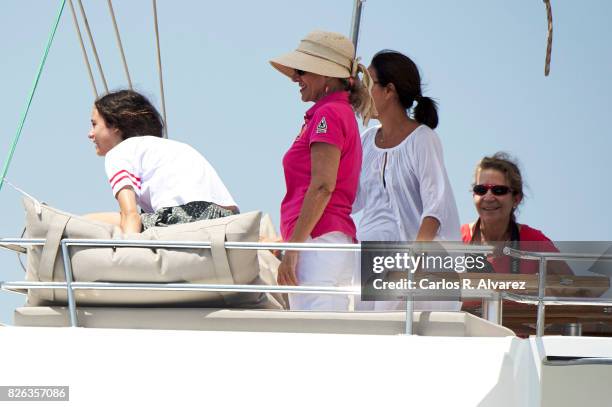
[[474, 152, 524, 221], [94, 90, 164, 139]]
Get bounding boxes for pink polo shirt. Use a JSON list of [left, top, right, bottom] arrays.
[[280, 91, 362, 241]]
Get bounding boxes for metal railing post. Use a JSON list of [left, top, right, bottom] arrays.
[[404, 268, 414, 335], [536, 257, 547, 337], [60, 241, 78, 327], [482, 292, 502, 325]]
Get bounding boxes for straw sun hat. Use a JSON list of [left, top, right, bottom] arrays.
[[270, 30, 358, 79], [270, 30, 376, 125]]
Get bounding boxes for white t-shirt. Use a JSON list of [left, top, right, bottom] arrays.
[[353, 125, 460, 242], [105, 136, 236, 213]]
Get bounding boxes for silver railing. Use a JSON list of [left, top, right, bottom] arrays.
[[502, 247, 612, 336], [0, 238, 494, 330], [1, 238, 611, 336]]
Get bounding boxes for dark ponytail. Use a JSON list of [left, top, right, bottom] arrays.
[[371, 50, 439, 129], [414, 96, 438, 129]]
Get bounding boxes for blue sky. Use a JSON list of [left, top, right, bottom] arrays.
[[0, 1, 611, 323]]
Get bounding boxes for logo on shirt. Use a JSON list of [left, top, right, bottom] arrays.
[[316, 117, 328, 134]]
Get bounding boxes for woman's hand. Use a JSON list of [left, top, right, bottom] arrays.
[[260, 235, 282, 259], [277, 250, 299, 286]]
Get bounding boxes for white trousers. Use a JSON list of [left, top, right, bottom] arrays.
[[288, 232, 355, 311]]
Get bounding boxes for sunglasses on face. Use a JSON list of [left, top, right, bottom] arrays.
[[295, 69, 306, 76], [473, 184, 512, 196]]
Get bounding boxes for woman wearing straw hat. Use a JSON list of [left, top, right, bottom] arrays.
[[270, 30, 375, 311]]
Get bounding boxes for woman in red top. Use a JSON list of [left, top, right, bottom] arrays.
[[462, 152, 571, 275], [269, 31, 375, 310]]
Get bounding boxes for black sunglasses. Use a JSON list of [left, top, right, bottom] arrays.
[[295, 69, 306, 76], [472, 184, 512, 196]]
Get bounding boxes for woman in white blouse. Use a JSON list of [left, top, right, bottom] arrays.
[[353, 50, 460, 310]]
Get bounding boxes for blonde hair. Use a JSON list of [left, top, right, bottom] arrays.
[[352, 59, 374, 126], [342, 68, 374, 126]]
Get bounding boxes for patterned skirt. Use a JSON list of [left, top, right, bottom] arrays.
[[140, 201, 235, 230]]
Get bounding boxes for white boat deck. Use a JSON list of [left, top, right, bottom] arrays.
[[1, 325, 610, 406]]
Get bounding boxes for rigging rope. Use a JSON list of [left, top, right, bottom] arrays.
[[68, 0, 98, 97], [543, 0, 553, 76], [77, 0, 109, 93], [0, 0, 66, 193], [2, 178, 43, 214], [152, 0, 168, 138], [107, 0, 133, 89]]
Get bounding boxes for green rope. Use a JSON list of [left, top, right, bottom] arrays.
[[0, 0, 67, 192]]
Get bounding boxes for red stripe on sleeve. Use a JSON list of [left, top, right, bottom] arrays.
[[109, 169, 141, 184], [111, 175, 141, 190]]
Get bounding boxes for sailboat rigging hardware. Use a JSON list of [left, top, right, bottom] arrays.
[[68, 0, 133, 94]]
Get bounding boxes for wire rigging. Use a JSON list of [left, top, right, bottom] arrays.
[[77, 0, 109, 93], [107, 0, 133, 89], [152, 0, 168, 138], [68, 0, 98, 97]]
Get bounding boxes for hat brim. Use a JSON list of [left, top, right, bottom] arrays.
[[270, 50, 350, 79]]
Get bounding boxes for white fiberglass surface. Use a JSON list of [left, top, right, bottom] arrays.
[[0, 327, 535, 406]]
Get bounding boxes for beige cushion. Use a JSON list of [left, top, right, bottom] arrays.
[[14, 307, 515, 337], [23, 198, 279, 308]]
